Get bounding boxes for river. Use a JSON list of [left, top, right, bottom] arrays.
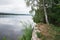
[[0, 15, 34, 40]]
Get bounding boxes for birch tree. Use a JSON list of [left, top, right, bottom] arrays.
[[25, 0, 52, 24]]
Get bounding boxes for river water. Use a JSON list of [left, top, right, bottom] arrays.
[[0, 15, 34, 40]]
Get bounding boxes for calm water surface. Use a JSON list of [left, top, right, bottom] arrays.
[[0, 15, 34, 40]]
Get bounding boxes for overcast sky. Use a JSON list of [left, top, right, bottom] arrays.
[[0, 0, 31, 14]]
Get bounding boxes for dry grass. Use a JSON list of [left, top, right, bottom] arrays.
[[35, 23, 60, 40]]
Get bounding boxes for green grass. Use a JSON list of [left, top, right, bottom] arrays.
[[36, 32, 43, 38], [49, 24, 60, 40], [36, 24, 60, 40], [2, 36, 6, 40], [18, 24, 32, 40], [54, 35, 60, 40]]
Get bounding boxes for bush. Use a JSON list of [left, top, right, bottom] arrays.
[[33, 9, 45, 23]]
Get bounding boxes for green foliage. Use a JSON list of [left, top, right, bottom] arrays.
[[19, 24, 32, 40], [36, 32, 43, 38], [33, 9, 45, 23], [25, 0, 60, 26], [54, 0, 60, 4], [47, 1, 60, 26], [49, 24, 60, 40], [54, 35, 60, 40], [2, 36, 6, 40]]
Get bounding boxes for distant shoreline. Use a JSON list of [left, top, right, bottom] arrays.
[[0, 13, 32, 16]]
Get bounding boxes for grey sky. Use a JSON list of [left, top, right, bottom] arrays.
[[0, 0, 13, 5], [0, 0, 31, 14]]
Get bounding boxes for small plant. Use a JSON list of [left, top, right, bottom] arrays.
[[36, 32, 42, 38], [19, 24, 33, 40]]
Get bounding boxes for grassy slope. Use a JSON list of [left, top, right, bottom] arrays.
[[36, 23, 60, 40]]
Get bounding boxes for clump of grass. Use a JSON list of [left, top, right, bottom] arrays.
[[19, 24, 33, 40], [50, 24, 60, 40], [54, 35, 60, 40], [2, 36, 6, 40], [36, 32, 43, 38]]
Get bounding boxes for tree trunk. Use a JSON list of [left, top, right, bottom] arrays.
[[43, 0, 49, 25]]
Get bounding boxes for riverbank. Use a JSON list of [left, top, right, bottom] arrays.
[[31, 23, 60, 40]]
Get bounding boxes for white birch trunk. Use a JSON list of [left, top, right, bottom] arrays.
[[43, 0, 49, 25]]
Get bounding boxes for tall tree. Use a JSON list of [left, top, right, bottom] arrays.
[[43, 0, 49, 25], [25, 0, 52, 24]]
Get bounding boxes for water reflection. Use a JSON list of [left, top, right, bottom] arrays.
[[0, 15, 34, 40]]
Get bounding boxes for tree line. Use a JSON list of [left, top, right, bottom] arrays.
[[25, 0, 60, 26]]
